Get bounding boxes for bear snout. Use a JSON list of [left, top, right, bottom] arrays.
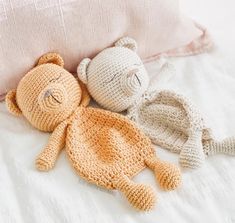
[[38, 83, 68, 113]]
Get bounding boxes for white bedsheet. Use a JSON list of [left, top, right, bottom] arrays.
[[1, 0, 235, 222]]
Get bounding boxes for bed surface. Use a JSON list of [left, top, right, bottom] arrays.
[[1, 0, 235, 222]]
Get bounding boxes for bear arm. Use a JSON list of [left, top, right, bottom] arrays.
[[35, 121, 68, 171]]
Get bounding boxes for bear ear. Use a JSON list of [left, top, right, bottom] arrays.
[[115, 37, 137, 52], [77, 58, 91, 84], [5, 89, 22, 116], [37, 52, 64, 67]]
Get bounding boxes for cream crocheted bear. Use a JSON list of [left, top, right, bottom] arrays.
[[77, 37, 149, 112], [5, 52, 181, 211], [77, 37, 235, 169]]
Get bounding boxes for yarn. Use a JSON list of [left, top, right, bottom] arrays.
[[65, 105, 181, 210], [6, 52, 181, 211], [128, 90, 235, 168], [203, 137, 235, 156], [77, 37, 149, 113], [77, 37, 235, 169], [114, 175, 155, 211], [145, 156, 181, 190]]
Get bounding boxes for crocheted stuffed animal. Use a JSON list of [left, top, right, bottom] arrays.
[[128, 90, 235, 168], [5, 52, 181, 211], [77, 37, 235, 169]]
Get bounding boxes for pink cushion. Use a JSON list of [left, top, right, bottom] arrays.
[[0, 0, 212, 100]]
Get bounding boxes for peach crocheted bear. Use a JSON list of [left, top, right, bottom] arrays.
[[5, 52, 181, 211]]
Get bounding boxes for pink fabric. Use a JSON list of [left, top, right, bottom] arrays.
[[144, 23, 213, 62], [0, 0, 212, 100]]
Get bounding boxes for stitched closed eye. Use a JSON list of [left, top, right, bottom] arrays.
[[103, 64, 142, 85], [103, 72, 122, 84], [49, 73, 62, 82], [134, 74, 141, 86]]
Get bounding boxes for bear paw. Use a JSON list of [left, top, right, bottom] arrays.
[[35, 158, 53, 171]]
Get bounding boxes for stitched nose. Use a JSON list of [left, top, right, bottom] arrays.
[[38, 83, 68, 114], [44, 89, 52, 98]]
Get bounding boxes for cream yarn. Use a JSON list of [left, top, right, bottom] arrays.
[[77, 37, 149, 112], [127, 90, 235, 168], [77, 37, 235, 169]]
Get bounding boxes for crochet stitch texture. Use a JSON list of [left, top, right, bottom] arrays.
[[77, 37, 149, 113], [5, 52, 181, 211], [77, 37, 235, 169], [127, 90, 235, 168]]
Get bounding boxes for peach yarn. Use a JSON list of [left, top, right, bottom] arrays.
[[5, 53, 181, 211]]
